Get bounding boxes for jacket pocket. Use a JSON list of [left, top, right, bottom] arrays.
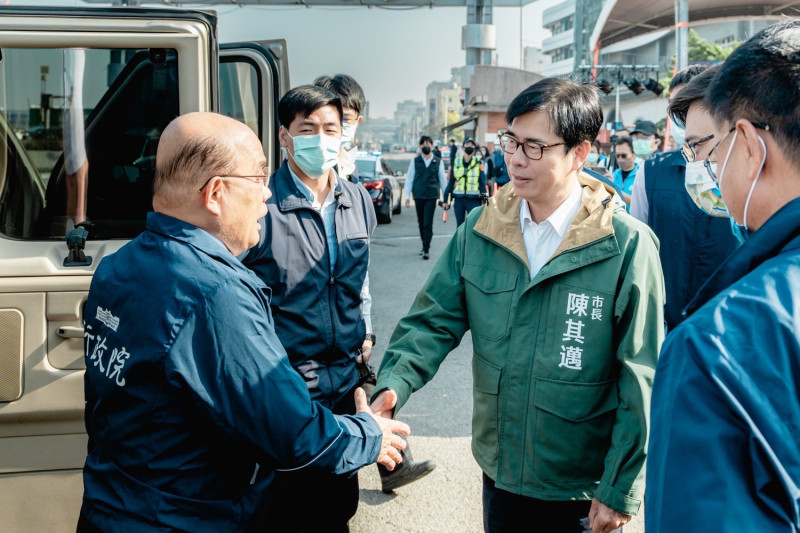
[[531, 378, 618, 483], [462, 264, 517, 341], [472, 354, 502, 468]]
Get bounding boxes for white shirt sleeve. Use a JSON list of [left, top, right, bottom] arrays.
[[438, 161, 448, 195], [360, 269, 372, 334], [404, 159, 415, 201], [629, 164, 649, 223]]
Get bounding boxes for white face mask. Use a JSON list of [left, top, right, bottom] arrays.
[[339, 145, 358, 177], [684, 160, 728, 217], [287, 132, 341, 179], [341, 123, 357, 152], [670, 118, 686, 147]]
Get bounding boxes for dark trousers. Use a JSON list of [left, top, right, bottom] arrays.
[[414, 198, 438, 252], [260, 391, 359, 533], [76, 512, 103, 533], [482, 474, 592, 533], [454, 196, 482, 227]]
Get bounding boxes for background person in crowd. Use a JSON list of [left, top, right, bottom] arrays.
[[492, 142, 510, 190], [314, 74, 364, 184], [630, 120, 661, 160], [78, 112, 409, 533], [241, 85, 382, 532], [443, 136, 488, 226], [610, 136, 639, 205], [629, 65, 738, 332], [404, 135, 448, 260], [480, 145, 495, 193], [315, 73, 436, 496], [647, 19, 800, 532], [373, 77, 664, 533]]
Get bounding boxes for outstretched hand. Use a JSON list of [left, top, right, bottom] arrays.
[[354, 388, 409, 471], [588, 498, 631, 533]]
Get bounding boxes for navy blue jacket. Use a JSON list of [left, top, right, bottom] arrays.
[[81, 213, 381, 532], [643, 150, 738, 330], [647, 198, 800, 532], [243, 163, 376, 409]]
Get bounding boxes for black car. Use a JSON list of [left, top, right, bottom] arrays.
[[355, 152, 402, 224]]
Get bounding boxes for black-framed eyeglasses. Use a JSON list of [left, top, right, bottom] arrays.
[[497, 130, 566, 161], [198, 173, 270, 192], [704, 121, 770, 183], [680, 133, 715, 163]]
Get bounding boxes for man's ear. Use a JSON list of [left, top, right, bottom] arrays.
[[278, 125, 289, 149], [201, 177, 223, 217], [573, 140, 591, 171], [738, 120, 768, 183], [356, 115, 364, 126]]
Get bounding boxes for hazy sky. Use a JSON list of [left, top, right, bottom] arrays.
[[13, 0, 562, 118]]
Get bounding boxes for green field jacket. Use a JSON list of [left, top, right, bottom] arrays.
[[376, 173, 664, 515]]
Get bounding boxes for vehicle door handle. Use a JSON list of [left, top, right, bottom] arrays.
[[57, 326, 85, 339]]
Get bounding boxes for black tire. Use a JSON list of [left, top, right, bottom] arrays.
[[377, 202, 392, 224], [392, 189, 402, 215]]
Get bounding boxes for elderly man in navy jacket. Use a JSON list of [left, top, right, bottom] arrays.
[[78, 112, 408, 533]]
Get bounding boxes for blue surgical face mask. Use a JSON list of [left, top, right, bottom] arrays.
[[632, 139, 654, 158], [287, 131, 341, 179], [717, 130, 767, 244], [587, 152, 599, 165]]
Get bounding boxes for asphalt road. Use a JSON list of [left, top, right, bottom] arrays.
[[349, 197, 645, 532]]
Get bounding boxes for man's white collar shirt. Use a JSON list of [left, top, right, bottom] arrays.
[[289, 166, 339, 272], [520, 180, 583, 279]]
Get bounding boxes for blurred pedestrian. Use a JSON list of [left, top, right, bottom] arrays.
[[404, 135, 447, 260], [647, 19, 800, 532], [374, 77, 663, 533], [492, 142, 510, 190], [630, 120, 660, 160], [610, 137, 638, 206], [314, 74, 364, 184], [77, 112, 409, 533]]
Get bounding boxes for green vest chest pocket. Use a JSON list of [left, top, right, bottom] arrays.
[[462, 264, 518, 341]]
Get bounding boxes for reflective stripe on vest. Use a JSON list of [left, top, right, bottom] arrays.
[[453, 158, 480, 195]]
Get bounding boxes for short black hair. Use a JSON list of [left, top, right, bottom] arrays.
[[668, 65, 720, 128], [615, 136, 633, 151], [505, 78, 603, 151], [708, 19, 800, 168], [419, 135, 433, 146], [278, 85, 342, 128], [313, 74, 365, 115], [669, 65, 707, 92]]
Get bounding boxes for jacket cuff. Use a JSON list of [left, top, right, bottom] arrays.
[[594, 479, 642, 516]]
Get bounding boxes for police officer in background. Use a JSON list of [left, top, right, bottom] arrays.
[[444, 136, 488, 226]]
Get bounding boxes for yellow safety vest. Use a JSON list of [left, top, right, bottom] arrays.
[[452, 157, 481, 196]]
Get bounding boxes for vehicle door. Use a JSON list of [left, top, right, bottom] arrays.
[[219, 40, 290, 169], [0, 8, 216, 532]]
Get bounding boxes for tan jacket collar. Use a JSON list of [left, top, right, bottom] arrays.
[[473, 172, 618, 269]]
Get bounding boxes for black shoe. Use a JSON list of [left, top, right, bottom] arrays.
[[422, 252, 429, 260], [380, 459, 436, 493]]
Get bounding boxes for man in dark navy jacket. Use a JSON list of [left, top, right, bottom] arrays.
[[648, 20, 800, 532], [78, 112, 408, 533]]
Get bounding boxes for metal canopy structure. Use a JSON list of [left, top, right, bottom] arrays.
[[88, 0, 537, 6], [591, 0, 800, 51]]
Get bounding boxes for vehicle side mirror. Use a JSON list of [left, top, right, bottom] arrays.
[[394, 170, 403, 177]]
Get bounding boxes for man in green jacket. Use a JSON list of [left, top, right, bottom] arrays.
[[372, 78, 664, 533]]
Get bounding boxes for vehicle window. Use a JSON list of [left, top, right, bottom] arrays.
[[219, 58, 260, 139], [0, 47, 179, 240], [355, 158, 376, 179], [380, 159, 393, 176]]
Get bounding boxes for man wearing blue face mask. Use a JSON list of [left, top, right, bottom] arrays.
[[242, 85, 383, 532], [647, 19, 800, 532], [629, 65, 738, 332]]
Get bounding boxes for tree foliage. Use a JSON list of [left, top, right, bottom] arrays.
[[658, 29, 741, 97]]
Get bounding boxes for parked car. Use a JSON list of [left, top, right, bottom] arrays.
[[0, 7, 289, 531], [355, 152, 402, 223], [381, 153, 415, 189]]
